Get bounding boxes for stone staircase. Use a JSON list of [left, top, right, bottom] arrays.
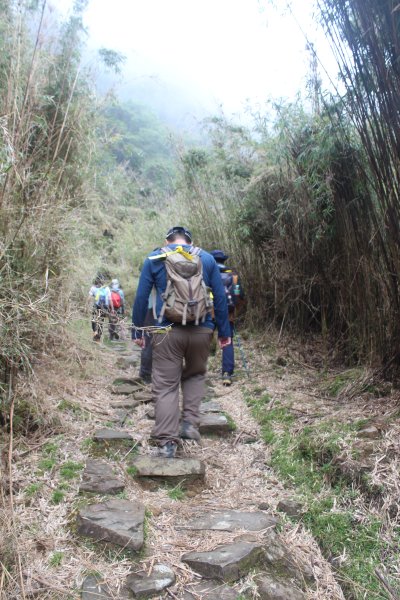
[[76, 341, 311, 600]]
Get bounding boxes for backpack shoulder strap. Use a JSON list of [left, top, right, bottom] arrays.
[[148, 247, 168, 261], [151, 286, 158, 321]]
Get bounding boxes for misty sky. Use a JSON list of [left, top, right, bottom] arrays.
[[52, 0, 337, 119]]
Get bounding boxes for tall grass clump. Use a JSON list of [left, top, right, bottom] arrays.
[[0, 0, 95, 422]]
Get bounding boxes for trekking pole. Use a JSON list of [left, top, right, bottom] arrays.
[[233, 326, 250, 378]]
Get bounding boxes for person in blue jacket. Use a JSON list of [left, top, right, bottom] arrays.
[[132, 226, 231, 458]]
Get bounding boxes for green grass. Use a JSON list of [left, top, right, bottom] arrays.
[[320, 368, 363, 397], [59, 461, 84, 480], [167, 483, 186, 501], [245, 392, 397, 599], [49, 551, 64, 567], [38, 457, 56, 471], [57, 399, 90, 421], [126, 466, 138, 477], [51, 489, 65, 504], [25, 483, 42, 497], [246, 393, 294, 444], [42, 441, 59, 456], [116, 490, 128, 500], [222, 412, 237, 431], [81, 438, 95, 451], [143, 509, 152, 543]]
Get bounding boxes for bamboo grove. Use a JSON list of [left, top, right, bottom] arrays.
[[179, 0, 400, 372]]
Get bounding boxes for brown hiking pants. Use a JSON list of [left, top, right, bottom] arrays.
[[151, 326, 213, 444]]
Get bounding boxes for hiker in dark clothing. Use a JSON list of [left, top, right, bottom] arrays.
[[132, 226, 231, 458], [210, 249, 245, 386]]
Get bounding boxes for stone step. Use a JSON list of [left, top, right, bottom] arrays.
[[116, 355, 139, 369], [110, 399, 140, 410], [125, 564, 175, 599], [177, 510, 278, 532], [107, 409, 130, 425], [93, 428, 133, 441], [182, 541, 265, 582], [255, 574, 306, 600], [77, 498, 145, 551], [200, 401, 223, 413], [111, 383, 143, 395], [133, 391, 153, 403], [81, 574, 113, 600], [131, 455, 205, 485], [79, 459, 124, 495], [199, 413, 235, 435]]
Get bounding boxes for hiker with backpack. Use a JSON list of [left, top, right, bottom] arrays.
[[132, 226, 231, 458], [89, 277, 112, 342], [210, 249, 245, 386], [109, 278, 125, 341]]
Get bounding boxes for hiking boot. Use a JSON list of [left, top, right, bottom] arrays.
[[222, 372, 232, 386], [180, 421, 201, 441], [93, 334, 101, 342], [158, 441, 177, 458]]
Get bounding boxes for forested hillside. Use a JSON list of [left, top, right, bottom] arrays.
[[2, 1, 400, 599]]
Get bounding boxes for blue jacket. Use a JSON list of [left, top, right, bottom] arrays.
[[132, 244, 231, 338]]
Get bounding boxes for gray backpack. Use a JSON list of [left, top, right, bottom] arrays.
[[156, 246, 212, 325]]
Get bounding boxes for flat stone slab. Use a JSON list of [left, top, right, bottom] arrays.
[[182, 580, 240, 600], [276, 499, 303, 518], [77, 498, 145, 551], [146, 406, 155, 420], [116, 355, 139, 369], [125, 564, 175, 598], [357, 425, 381, 439], [199, 414, 234, 434], [111, 398, 140, 409], [132, 456, 205, 483], [93, 428, 133, 441], [132, 391, 153, 403], [80, 459, 125, 495], [200, 401, 223, 413], [112, 383, 143, 395], [255, 574, 305, 600], [107, 409, 130, 424], [81, 575, 112, 599], [178, 510, 277, 532], [182, 541, 265, 582]]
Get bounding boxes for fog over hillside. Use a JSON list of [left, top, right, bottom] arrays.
[[53, 0, 338, 133]]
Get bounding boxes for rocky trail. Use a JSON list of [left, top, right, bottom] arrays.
[[4, 331, 400, 600]]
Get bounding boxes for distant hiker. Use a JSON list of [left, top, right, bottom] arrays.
[[132, 226, 231, 458], [89, 277, 112, 342], [109, 278, 125, 341], [210, 249, 245, 386]]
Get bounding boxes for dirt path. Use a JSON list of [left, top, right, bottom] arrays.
[[6, 331, 397, 599]]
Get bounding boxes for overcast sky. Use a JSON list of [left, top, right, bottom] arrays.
[[51, 0, 338, 119]]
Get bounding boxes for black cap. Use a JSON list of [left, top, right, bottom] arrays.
[[210, 249, 229, 262], [166, 226, 192, 243]]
